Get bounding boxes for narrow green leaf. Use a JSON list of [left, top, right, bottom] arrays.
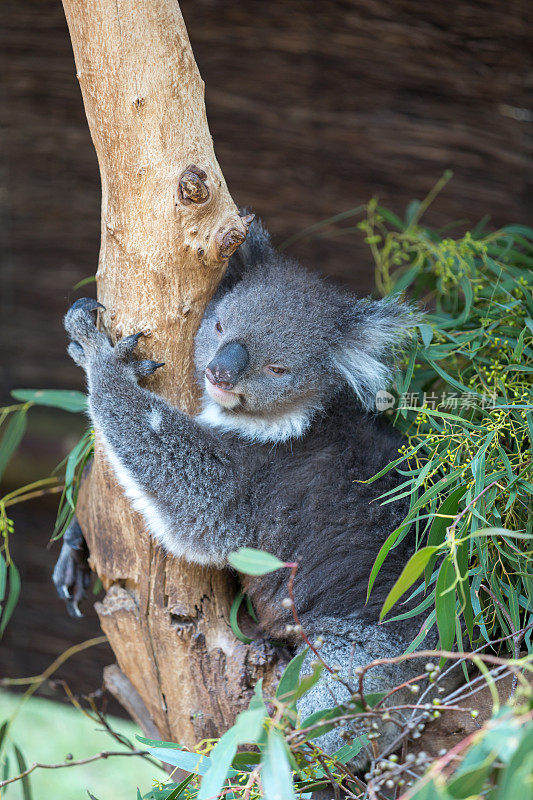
[[276, 648, 308, 701], [496, 723, 533, 800], [0, 557, 7, 606], [229, 591, 252, 644], [0, 563, 21, 637], [435, 556, 456, 656], [0, 411, 27, 481], [261, 728, 296, 800], [14, 744, 33, 800], [425, 486, 467, 585], [64, 429, 93, 510], [231, 751, 261, 768], [198, 705, 266, 800], [135, 735, 182, 749], [418, 323, 434, 348], [228, 548, 286, 576], [331, 739, 367, 763], [147, 748, 211, 774], [73, 275, 97, 290], [292, 662, 324, 702], [405, 199, 421, 226], [380, 547, 441, 620], [11, 389, 87, 413], [197, 730, 238, 800], [0, 720, 8, 751], [367, 522, 409, 602]]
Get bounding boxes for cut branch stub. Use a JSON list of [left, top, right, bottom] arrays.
[[178, 165, 210, 205], [216, 213, 255, 260]]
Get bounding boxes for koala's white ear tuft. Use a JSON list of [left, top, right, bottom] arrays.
[[332, 296, 420, 410]]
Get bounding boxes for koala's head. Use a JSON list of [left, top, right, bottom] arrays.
[[194, 252, 416, 443]]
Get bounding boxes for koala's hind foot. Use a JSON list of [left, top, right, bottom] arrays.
[[52, 517, 91, 617]]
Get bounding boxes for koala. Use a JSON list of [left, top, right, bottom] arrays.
[[54, 219, 432, 763]]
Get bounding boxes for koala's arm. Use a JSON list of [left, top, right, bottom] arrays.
[[64, 299, 246, 563]]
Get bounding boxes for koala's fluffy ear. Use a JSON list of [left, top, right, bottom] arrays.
[[333, 296, 419, 410]]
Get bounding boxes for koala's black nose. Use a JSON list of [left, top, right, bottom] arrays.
[[205, 341, 249, 389]]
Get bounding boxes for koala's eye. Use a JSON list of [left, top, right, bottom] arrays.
[[265, 365, 288, 376], [215, 321, 224, 335]]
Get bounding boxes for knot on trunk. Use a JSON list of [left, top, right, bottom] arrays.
[[178, 164, 210, 205]]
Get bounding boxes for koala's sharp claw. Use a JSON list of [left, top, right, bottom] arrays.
[[67, 599, 83, 618], [134, 360, 165, 378], [60, 585, 71, 600], [70, 298, 105, 313], [68, 341, 86, 367], [65, 297, 110, 355], [116, 331, 144, 360]]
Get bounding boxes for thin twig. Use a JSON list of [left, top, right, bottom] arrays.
[[0, 750, 147, 789]]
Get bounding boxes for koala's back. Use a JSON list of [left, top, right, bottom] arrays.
[[238, 390, 415, 640]]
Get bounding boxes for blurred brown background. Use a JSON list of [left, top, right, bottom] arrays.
[[1, 0, 532, 701]]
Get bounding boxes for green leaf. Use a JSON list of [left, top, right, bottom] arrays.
[[232, 706, 267, 742], [147, 748, 211, 774], [474, 527, 533, 540], [135, 735, 182, 749], [0, 562, 21, 637], [232, 751, 261, 768], [13, 744, 33, 800], [0, 410, 28, 481], [229, 591, 252, 644], [409, 778, 449, 800], [197, 730, 238, 800], [367, 522, 409, 602], [73, 275, 96, 290], [198, 705, 266, 800], [300, 693, 384, 742], [261, 728, 296, 800], [447, 753, 494, 798], [496, 723, 533, 800], [228, 548, 286, 576], [299, 705, 347, 741], [332, 739, 366, 763], [0, 557, 7, 606], [64, 429, 94, 510], [292, 662, 324, 702], [276, 648, 308, 701], [418, 323, 434, 348], [0, 720, 8, 751], [435, 556, 456, 655], [425, 486, 467, 585], [405, 199, 421, 226], [380, 546, 441, 620], [11, 389, 88, 413]]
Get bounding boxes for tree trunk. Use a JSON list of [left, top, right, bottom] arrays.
[[61, 0, 283, 745]]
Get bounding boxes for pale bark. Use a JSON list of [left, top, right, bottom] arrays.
[[62, 0, 283, 744]]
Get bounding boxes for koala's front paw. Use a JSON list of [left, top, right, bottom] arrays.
[[65, 297, 110, 368]]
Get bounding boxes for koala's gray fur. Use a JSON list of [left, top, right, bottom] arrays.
[[55, 219, 432, 764]]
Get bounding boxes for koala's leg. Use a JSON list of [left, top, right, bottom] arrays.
[[296, 623, 426, 772], [63, 299, 247, 563], [52, 516, 91, 617]]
